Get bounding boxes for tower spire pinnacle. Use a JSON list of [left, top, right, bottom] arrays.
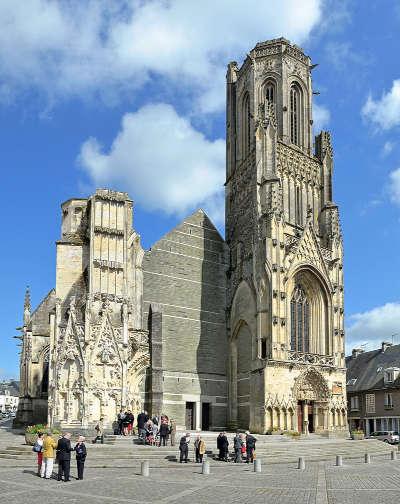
[[23, 286, 31, 325]]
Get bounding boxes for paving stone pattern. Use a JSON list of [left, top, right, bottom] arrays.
[[1, 425, 400, 503]]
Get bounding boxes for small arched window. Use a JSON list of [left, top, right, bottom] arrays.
[[264, 81, 275, 105], [242, 93, 251, 157], [290, 83, 302, 146], [290, 284, 310, 353]]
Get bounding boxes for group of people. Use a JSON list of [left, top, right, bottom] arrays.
[[117, 410, 177, 447], [33, 431, 87, 481], [178, 431, 257, 464], [116, 410, 135, 436]]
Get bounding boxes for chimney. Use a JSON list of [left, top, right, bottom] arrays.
[[381, 341, 392, 352], [352, 348, 364, 359]]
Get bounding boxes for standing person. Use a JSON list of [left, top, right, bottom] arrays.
[[122, 411, 130, 436], [93, 418, 104, 444], [40, 431, 58, 479], [194, 435, 206, 463], [74, 436, 87, 480], [137, 410, 149, 443], [151, 421, 159, 446], [33, 432, 44, 476], [240, 433, 246, 461], [129, 411, 135, 435], [245, 431, 257, 463], [126, 410, 134, 436], [117, 410, 125, 435], [57, 432, 72, 482], [169, 418, 176, 447], [159, 421, 169, 447], [217, 432, 229, 461], [233, 432, 243, 463], [179, 432, 190, 463]]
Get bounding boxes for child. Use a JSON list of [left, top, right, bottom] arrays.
[[74, 436, 87, 480]]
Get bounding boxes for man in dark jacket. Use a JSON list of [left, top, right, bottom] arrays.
[[233, 432, 243, 463], [57, 432, 72, 481], [245, 431, 257, 463], [137, 410, 149, 443], [217, 432, 229, 461], [159, 421, 169, 446], [179, 433, 190, 463]]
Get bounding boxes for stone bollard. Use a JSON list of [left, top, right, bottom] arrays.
[[364, 453, 371, 464], [202, 460, 210, 475], [141, 461, 149, 477], [391, 450, 397, 461], [336, 455, 343, 467], [254, 459, 262, 473], [298, 457, 305, 470]]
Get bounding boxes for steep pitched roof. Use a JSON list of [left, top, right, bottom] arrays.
[[346, 344, 400, 392], [147, 208, 224, 251]]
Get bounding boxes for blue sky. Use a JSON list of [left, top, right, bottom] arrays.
[[1, 0, 400, 379]]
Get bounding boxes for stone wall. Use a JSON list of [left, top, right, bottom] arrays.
[[143, 209, 228, 430]]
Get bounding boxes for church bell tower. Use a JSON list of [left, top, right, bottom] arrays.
[[226, 38, 347, 434]]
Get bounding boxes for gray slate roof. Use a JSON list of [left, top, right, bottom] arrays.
[[0, 380, 19, 397], [346, 344, 400, 393]]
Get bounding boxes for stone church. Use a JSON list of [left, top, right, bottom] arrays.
[[15, 38, 347, 434]]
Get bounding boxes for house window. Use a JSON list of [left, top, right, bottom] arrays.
[[384, 392, 394, 409], [350, 396, 359, 411], [366, 393, 375, 414], [385, 371, 394, 383], [290, 284, 310, 353]]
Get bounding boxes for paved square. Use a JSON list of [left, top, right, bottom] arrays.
[[1, 455, 400, 503]]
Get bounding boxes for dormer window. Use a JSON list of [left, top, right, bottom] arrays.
[[384, 367, 399, 384], [347, 378, 357, 386]]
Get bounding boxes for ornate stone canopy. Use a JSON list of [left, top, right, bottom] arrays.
[[292, 367, 331, 402]]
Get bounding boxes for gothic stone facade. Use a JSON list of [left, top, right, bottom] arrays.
[[16, 38, 347, 434]]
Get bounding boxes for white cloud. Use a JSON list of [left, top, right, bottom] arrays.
[[382, 141, 395, 157], [389, 167, 400, 205], [313, 102, 330, 131], [78, 103, 225, 222], [362, 80, 400, 130], [346, 302, 400, 353], [0, 0, 323, 111]]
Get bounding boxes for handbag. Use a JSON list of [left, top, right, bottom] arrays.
[[32, 441, 42, 453]]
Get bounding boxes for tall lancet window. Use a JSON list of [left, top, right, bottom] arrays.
[[290, 83, 301, 146], [290, 285, 310, 353], [242, 93, 251, 156], [265, 81, 275, 106]]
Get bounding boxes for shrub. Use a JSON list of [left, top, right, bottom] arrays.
[[285, 430, 301, 437], [26, 424, 61, 435]]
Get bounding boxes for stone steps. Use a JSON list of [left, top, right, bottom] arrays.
[[0, 438, 395, 463]]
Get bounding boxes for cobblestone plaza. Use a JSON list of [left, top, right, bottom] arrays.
[[2, 450, 400, 504], [1, 423, 400, 503]]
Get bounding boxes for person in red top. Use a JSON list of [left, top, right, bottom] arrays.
[[34, 432, 44, 476]]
